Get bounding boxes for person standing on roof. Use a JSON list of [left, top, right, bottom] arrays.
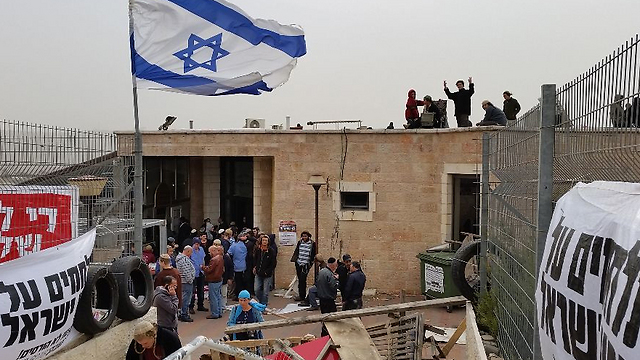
[[444, 77, 475, 127], [502, 91, 521, 122]]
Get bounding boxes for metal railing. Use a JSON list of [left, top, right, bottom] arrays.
[[0, 119, 135, 263], [482, 34, 640, 360]]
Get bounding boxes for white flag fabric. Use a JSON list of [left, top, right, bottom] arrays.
[[130, 0, 306, 96]]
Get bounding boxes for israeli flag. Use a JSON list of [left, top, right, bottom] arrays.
[[130, 0, 306, 96]]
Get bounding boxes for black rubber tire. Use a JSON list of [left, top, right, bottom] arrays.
[[73, 265, 119, 335], [451, 241, 481, 303], [111, 256, 153, 320]]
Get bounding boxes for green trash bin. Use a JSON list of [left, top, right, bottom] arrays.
[[416, 251, 462, 299]]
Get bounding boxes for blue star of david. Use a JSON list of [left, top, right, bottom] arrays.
[[173, 33, 229, 73]]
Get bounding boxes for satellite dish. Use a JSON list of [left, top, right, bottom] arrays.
[[249, 120, 261, 128]]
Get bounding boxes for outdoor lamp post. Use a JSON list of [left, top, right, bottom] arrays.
[[68, 175, 108, 230], [307, 174, 325, 282]]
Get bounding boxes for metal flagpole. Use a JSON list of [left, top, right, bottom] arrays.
[[129, 0, 144, 256]]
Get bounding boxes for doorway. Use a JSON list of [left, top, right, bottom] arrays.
[[452, 175, 480, 243], [220, 157, 253, 228]]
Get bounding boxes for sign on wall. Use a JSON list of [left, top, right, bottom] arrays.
[[278, 220, 297, 246], [0, 186, 79, 264], [536, 181, 640, 359], [0, 229, 95, 360]]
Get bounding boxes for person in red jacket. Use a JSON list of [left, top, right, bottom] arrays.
[[405, 89, 425, 129]]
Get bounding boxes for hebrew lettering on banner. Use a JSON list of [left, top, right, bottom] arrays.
[[0, 187, 79, 264], [536, 181, 640, 360], [0, 229, 95, 360]]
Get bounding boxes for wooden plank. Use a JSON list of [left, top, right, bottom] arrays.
[[324, 318, 382, 360], [440, 318, 467, 357], [271, 339, 305, 360], [225, 296, 466, 334]]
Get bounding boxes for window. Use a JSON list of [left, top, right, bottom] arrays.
[[333, 182, 376, 221], [341, 192, 369, 210]]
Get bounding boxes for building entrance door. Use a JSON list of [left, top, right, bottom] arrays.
[[452, 175, 479, 243], [220, 157, 253, 229]]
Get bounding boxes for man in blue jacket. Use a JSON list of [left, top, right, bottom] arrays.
[[477, 100, 508, 126], [189, 237, 207, 313], [342, 261, 366, 310]]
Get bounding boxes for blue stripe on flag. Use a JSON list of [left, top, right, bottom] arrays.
[[132, 36, 273, 96], [167, 0, 306, 58], [133, 48, 214, 88], [215, 80, 272, 96]]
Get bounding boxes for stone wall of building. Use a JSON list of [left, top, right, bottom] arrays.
[[118, 128, 490, 294]]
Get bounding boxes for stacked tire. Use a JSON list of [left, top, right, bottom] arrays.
[[73, 256, 153, 335], [450, 241, 481, 303]]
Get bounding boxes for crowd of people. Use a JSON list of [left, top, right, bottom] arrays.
[[290, 232, 367, 336], [404, 77, 521, 128], [130, 218, 368, 350]]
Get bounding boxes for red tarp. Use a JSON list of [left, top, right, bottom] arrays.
[[265, 335, 340, 360]]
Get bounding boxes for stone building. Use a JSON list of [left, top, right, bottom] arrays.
[[116, 127, 492, 294]]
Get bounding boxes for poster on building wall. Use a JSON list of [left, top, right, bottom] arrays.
[[0, 186, 79, 264], [278, 220, 297, 246], [0, 229, 95, 360], [536, 181, 640, 360]]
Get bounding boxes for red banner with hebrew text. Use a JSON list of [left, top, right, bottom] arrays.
[[0, 187, 79, 264]]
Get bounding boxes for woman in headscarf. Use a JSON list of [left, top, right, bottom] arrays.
[[125, 320, 182, 360], [226, 290, 265, 340]]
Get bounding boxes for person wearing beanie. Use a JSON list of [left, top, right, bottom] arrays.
[[226, 290, 264, 340], [477, 100, 508, 126], [315, 257, 339, 336]]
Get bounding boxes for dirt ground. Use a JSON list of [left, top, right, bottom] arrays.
[[174, 292, 468, 359]]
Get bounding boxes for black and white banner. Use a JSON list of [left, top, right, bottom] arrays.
[[0, 229, 95, 360], [537, 182, 640, 360]]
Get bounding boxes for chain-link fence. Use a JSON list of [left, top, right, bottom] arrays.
[[0, 119, 135, 263], [483, 34, 640, 360]]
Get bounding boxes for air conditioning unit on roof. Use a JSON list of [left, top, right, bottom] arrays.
[[244, 118, 265, 129]]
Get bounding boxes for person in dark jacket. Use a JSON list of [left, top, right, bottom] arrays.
[[290, 231, 317, 301], [176, 217, 192, 251], [477, 100, 508, 126], [316, 257, 339, 336], [502, 91, 521, 121], [335, 254, 352, 296], [253, 234, 277, 305], [405, 89, 425, 129], [125, 320, 182, 360], [342, 261, 366, 311], [152, 276, 179, 333], [444, 77, 475, 127], [422, 95, 444, 128]]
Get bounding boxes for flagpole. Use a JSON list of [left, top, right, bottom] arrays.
[[129, 0, 144, 256]]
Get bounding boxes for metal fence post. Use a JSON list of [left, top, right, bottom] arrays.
[[534, 84, 556, 359], [480, 132, 490, 295]]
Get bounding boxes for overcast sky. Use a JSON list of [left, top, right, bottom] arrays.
[[1, 0, 639, 131]]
